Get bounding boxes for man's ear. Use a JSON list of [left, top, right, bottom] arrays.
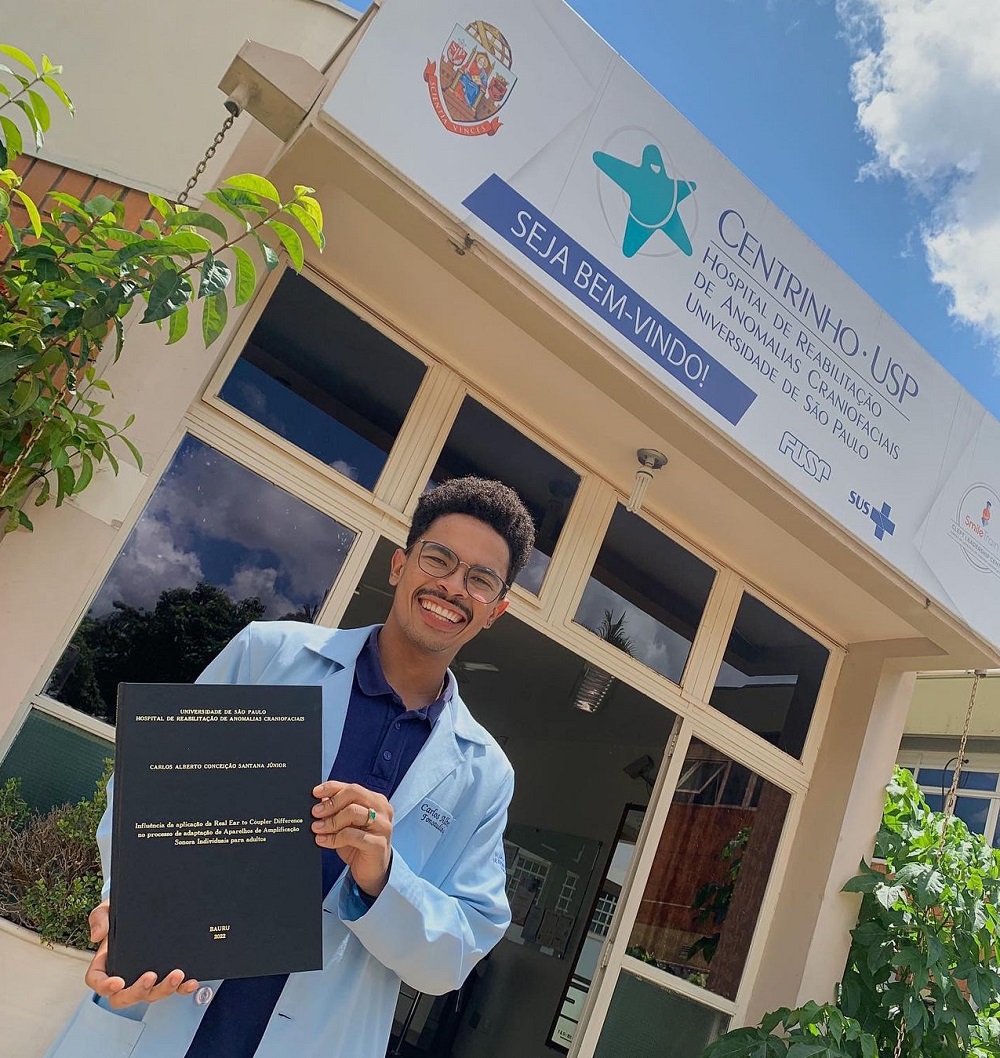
[[388, 547, 407, 586], [485, 598, 509, 628]]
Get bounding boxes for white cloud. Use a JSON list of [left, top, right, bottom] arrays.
[[836, 0, 1000, 360], [94, 514, 203, 614]]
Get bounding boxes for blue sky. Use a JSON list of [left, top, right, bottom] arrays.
[[567, 0, 1000, 416]]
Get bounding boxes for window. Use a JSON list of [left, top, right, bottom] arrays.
[[555, 871, 579, 915], [45, 436, 356, 723], [590, 892, 620, 938], [711, 592, 829, 758], [219, 271, 427, 491], [574, 505, 716, 685], [427, 396, 580, 594], [627, 738, 790, 1001], [902, 763, 1000, 847]]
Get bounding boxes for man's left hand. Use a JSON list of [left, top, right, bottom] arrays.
[[312, 781, 393, 899]]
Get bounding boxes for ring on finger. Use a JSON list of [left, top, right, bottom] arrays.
[[363, 806, 377, 830]]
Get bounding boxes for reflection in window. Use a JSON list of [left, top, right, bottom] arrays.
[[46, 436, 356, 723], [627, 739, 790, 1002], [592, 970, 729, 1058], [711, 593, 829, 758], [219, 271, 427, 491], [574, 505, 716, 685], [427, 397, 580, 594], [0, 710, 112, 814]]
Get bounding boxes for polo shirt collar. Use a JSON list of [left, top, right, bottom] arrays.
[[357, 626, 452, 724]]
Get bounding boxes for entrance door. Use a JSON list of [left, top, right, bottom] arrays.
[[341, 539, 679, 1058]]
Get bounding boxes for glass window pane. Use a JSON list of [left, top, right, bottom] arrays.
[[0, 710, 113, 814], [574, 505, 716, 685], [427, 397, 580, 594], [46, 435, 356, 723], [592, 969, 729, 1058], [627, 739, 791, 1001], [219, 271, 427, 490], [917, 768, 998, 792], [711, 593, 829, 758], [926, 795, 991, 836]]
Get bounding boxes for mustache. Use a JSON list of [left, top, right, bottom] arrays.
[[416, 588, 473, 622]]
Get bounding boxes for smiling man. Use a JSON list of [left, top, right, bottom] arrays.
[[46, 476, 535, 1058]]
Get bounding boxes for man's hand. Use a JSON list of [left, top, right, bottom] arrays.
[[84, 901, 200, 1009], [312, 781, 393, 899]]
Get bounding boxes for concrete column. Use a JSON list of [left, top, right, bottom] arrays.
[[743, 641, 917, 1021]]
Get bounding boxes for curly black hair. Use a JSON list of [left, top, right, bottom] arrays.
[[406, 477, 536, 585]]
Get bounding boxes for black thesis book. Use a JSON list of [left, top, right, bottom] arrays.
[[108, 682, 323, 983]]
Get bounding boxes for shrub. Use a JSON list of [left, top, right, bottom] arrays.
[[0, 761, 110, 948]]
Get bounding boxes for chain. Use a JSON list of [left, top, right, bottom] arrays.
[[893, 1014, 907, 1058], [177, 113, 236, 206], [941, 669, 985, 829]]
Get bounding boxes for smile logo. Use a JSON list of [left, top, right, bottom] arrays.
[[594, 142, 697, 257]]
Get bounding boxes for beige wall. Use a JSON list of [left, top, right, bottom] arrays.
[[907, 672, 1000, 738], [4, 0, 357, 197]]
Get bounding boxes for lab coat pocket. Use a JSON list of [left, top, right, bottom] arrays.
[[45, 994, 145, 1058]]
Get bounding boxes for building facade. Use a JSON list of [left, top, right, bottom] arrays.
[[2, 3, 999, 1057]]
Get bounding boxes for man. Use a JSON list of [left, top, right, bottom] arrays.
[[46, 476, 535, 1058]]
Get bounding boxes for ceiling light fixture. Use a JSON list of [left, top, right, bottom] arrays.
[[626, 448, 668, 514]]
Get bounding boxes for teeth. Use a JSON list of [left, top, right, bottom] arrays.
[[420, 599, 463, 623]]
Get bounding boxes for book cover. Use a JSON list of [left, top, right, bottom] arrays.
[[108, 682, 323, 983]]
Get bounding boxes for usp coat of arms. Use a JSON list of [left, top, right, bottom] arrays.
[[424, 21, 517, 137]]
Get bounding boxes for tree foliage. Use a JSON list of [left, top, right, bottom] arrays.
[[51, 582, 267, 722], [701, 768, 1000, 1058], [0, 46, 325, 533]]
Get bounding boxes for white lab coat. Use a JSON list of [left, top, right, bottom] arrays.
[[44, 622, 514, 1058]]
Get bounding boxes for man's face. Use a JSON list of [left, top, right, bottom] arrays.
[[387, 514, 511, 659]]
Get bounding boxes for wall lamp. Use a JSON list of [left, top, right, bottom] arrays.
[[626, 448, 668, 514]]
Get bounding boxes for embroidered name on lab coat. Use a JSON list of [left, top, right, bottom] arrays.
[[419, 800, 453, 834]]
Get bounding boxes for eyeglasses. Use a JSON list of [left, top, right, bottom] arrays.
[[411, 540, 509, 604]]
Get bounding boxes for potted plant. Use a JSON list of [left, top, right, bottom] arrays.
[[0, 764, 110, 1056], [701, 767, 1000, 1058]]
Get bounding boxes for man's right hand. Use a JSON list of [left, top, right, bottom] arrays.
[[85, 901, 200, 1009]]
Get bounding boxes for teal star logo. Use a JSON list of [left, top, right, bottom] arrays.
[[593, 144, 697, 257]]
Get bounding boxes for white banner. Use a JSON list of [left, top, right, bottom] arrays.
[[325, 0, 998, 651]]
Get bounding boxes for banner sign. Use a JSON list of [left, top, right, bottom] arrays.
[[324, 0, 1000, 653]]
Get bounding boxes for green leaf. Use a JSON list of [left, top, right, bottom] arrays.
[[202, 291, 228, 346], [701, 1027, 772, 1058], [254, 234, 280, 271], [842, 865, 880, 894], [75, 454, 94, 493], [33, 478, 50, 507], [16, 508, 33, 531], [211, 186, 270, 217], [285, 201, 325, 251], [223, 173, 281, 204], [267, 220, 304, 270], [167, 303, 189, 346], [13, 99, 42, 148], [118, 434, 143, 471], [27, 90, 50, 132], [41, 74, 73, 113], [169, 209, 228, 240], [55, 464, 75, 506], [85, 194, 118, 218], [786, 1044, 834, 1058], [0, 138, 6, 169], [231, 246, 256, 306], [0, 115, 23, 158], [198, 252, 232, 298], [148, 192, 172, 218], [140, 268, 193, 323], [12, 188, 43, 238], [160, 230, 212, 255], [0, 45, 38, 75]]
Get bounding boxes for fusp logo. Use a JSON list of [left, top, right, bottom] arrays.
[[850, 490, 896, 542], [778, 431, 830, 484]]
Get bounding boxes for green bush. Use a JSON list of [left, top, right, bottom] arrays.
[[0, 761, 110, 948]]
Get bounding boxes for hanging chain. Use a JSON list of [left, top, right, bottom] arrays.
[[893, 668, 987, 1055], [177, 112, 236, 206], [941, 669, 985, 827]]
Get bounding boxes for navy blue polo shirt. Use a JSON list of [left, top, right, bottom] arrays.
[[184, 628, 451, 1058]]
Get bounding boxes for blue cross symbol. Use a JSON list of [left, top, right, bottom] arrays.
[[870, 501, 895, 541]]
